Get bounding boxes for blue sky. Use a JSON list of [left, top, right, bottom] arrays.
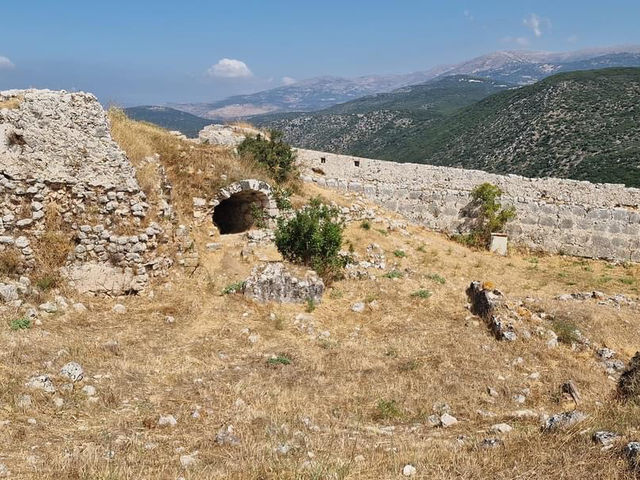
[[1, 0, 639, 106]]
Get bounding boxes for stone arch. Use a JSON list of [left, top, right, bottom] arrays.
[[212, 179, 279, 234]]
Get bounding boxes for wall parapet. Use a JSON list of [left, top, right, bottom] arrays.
[[296, 148, 640, 262]]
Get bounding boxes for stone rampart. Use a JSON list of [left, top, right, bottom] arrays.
[[297, 148, 640, 262]]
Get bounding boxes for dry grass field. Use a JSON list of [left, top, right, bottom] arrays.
[[1, 117, 639, 479]]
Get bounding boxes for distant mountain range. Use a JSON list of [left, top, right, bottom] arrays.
[[165, 46, 640, 120]]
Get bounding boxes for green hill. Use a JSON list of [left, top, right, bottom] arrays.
[[391, 68, 640, 186], [124, 106, 210, 138]]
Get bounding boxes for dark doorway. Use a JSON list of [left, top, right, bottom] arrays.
[[213, 190, 268, 234]]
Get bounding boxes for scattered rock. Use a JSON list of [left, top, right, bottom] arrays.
[[16, 394, 32, 409], [39, 302, 57, 313], [0, 463, 10, 478], [592, 430, 620, 447], [490, 423, 513, 434], [72, 303, 87, 313], [402, 464, 417, 476], [25, 375, 55, 393], [179, 452, 198, 468], [82, 385, 97, 396], [60, 362, 84, 382], [351, 302, 365, 313], [624, 442, 640, 469], [112, 304, 126, 314], [543, 411, 587, 432], [618, 351, 640, 400], [243, 262, 324, 304], [440, 413, 458, 428], [158, 414, 177, 427], [480, 438, 503, 449], [215, 425, 241, 446]]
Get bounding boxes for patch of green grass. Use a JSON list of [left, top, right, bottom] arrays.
[[383, 270, 403, 279], [618, 276, 636, 286], [526, 257, 539, 264], [374, 399, 402, 420], [306, 298, 316, 313], [329, 288, 344, 299], [426, 273, 446, 284], [10, 317, 31, 331], [222, 281, 245, 295], [398, 359, 421, 372], [359, 220, 371, 230], [375, 228, 389, 237], [598, 275, 613, 284], [393, 249, 406, 258], [552, 318, 581, 345], [416, 245, 426, 253], [411, 289, 432, 299], [273, 315, 285, 331], [268, 354, 292, 366], [35, 275, 58, 291]]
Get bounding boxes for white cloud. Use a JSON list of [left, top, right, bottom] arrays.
[[207, 58, 252, 78], [502, 36, 530, 47], [0, 55, 15, 69], [463, 9, 474, 21], [523, 13, 550, 38], [567, 34, 578, 44], [281, 76, 296, 86]]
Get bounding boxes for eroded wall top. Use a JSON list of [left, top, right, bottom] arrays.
[[0, 89, 139, 191]]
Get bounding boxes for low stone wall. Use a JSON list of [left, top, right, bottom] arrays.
[[297, 148, 640, 262]]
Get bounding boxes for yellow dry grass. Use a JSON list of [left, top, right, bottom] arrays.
[[2, 116, 640, 478], [108, 109, 276, 221], [0, 94, 23, 110], [1, 189, 640, 478]]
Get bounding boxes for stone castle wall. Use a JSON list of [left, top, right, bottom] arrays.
[[296, 148, 640, 262], [0, 89, 171, 294]]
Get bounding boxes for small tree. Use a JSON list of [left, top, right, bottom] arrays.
[[462, 183, 516, 247], [274, 198, 344, 281], [237, 130, 296, 182]]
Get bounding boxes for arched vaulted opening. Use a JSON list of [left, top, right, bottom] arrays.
[[212, 179, 279, 235]]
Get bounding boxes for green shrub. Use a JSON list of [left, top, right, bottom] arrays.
[[222, 281, 245, 295], [552, 318, 581, 344], [383, 270, 403, 279], [393, 249, 406, 258], [459, 182, 516, 248], [306, 298, 316, 313], [10, 317, 31, 331], [374, 399, 402, 420], [411, 289, 432, 299], [360, 220, 371, 230], [268, 354, 292, 366], [250, 203, 267, 228], [273, 186, 293, 210], [426, 273, 446, 284], [237, 130, 296, 182], [274, 198, 344, 281]]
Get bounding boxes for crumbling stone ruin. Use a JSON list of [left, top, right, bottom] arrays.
[[198, 124, 263, 147], [243, 262, 324, 304], [0, 89, 171, 295]]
